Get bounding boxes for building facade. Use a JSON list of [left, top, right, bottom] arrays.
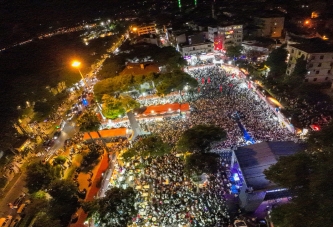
[[217, 24, 243, 48], [287, 44, 333, 82], [208, 26, 218, 42], [180, 42, 214, 57], [258, 17, 285, 38], [137, 24, 156, 36]]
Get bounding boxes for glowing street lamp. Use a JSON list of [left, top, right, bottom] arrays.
[[71, 61, 86, 87]]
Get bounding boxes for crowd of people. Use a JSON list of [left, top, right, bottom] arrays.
[[139, 66, 295, 150], [113, 154, 232, 227], [103, 66, 298, 226]]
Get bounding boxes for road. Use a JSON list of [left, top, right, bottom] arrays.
[[0, 119, 77, 217], [0, 33, 127, 219], [0, 171, 27, 217]]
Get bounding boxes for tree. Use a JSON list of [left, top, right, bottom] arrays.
[[97, 56, 124, 80], [307, 121, 333, 150], [33, 212, 62, 227], [265, 45, 288, 77], [81, 144, 103, 168], [155, 70, 198, 96], [102, 94, 139, 119], [264, 152, 312, 194], [94, 187, 137, 227], [284, 56, 307, 88], [225, 45, 243, 58], [49, 179, 78, 202], [34, 101, 53, 115], [122, 135, 171, 161], [53, 155, 67, 166], [26, 161, 59, 193], [185, 152, 220, 175], [77, 109, 101, 132], [264, 150, 333, 227], [48, 179, 80, 225], [177, 125, 227, 153]]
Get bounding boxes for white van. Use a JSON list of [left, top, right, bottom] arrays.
[[16, 204, 26, 214]]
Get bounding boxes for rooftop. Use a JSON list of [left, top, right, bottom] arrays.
[[234, 141, 303, 191], [289, 43, 333, 53]]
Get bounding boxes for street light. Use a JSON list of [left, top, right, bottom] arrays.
[[71, 61, 86, 87]]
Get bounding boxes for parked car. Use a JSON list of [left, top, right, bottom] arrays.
[[9, 215, 21, 227], [53, 131, 61, 140]]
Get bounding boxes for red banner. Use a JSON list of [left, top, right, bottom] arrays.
[[219, 85, 222, 92], [198, 87, 200, 93], [208, 77, 211, 83], [201, 78, 205, 84], [248, 81, 251, 89]]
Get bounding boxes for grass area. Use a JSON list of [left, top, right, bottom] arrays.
[[64, 154, 83, 179]]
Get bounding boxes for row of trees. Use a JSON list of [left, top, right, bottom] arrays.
[[24, 142, 104, 225], [264, 122, 333, 227], [94, 69, 198, 101], [94, 70, 198, 119]]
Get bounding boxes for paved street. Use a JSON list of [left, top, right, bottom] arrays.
[[0, 35, 125, 221], [0, 171, 27, 217]]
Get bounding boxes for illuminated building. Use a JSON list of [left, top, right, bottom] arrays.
[[287, 43, 333, 82], [213, 34, 223, 51], [180, 42, 213, 57], [136, 24, 157, 36], [258, 16, 285, 38], [217, 25, 243, 48]]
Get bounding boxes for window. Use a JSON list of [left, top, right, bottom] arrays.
[[291, 49, 294, 53], [320, 55, 324, 59], [316, 71, 319, 74], [328, 70, 331, 74], [318, 63, 322, 67], [325, 77, 329, 80], [298, 51, 301, 55], [207, 45, 211, 47], [193, 47, 195, 50], [330, 62, 333, 67], [313, 78, 317, 81]]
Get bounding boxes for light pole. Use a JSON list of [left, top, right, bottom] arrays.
[[71, 61, 87, 87]]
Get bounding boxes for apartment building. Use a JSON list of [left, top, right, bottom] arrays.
[[287, 44, 333, 82]]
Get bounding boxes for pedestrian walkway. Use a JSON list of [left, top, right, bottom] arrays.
[[70, 151, 109, 227]]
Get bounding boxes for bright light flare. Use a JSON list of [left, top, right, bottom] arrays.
[[267, 97, 283, 108], [72, 61, 81, 68]]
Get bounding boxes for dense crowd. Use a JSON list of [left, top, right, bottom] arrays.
[[140, 66, 295, 150], [114, 153, 232, 227], [104, 66, 298, 226]]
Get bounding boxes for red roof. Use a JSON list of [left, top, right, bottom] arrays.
[[83, 128, 128, 140], [98, 128, 128, 138], [142, 103, 190, 115]]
